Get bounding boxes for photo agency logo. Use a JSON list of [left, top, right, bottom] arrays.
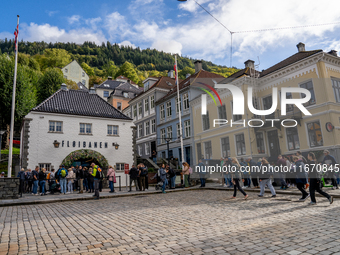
[[198, 80, 312, 128]]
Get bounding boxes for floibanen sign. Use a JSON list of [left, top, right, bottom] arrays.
[[200, 84, 312, 128]]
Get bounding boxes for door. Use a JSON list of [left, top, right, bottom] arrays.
[[267, 130, 280, 160], [185, 146, 191, 166], [151, 141, 156, 159]]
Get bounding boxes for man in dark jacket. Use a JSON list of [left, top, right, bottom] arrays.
[[322, 150, 339, 189], [77, 166, 84, 193], [167, 164, 176, 189], [276, 155, 288, 190], [17, 168, 26, 197], [128, 165, 139, 192], [32, 166, 39, 195], [293, 156, 309, 201]]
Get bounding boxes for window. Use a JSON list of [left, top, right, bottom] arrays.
[[133, 105, 137, 117], [183, 93, 189, 110], [138, 102, 142, 116], [286, 127, 300, 150], [307, 121, 323, 147], [49, 121, 62, 132], [300, 80, 316, 106], [176, 97, 182, 113], [263, 96, 275, 119], [202, 111, 210, 131], [107, 125, 118, 136], [280, 91, 294, 112], [167, 126, 172, 140], [144, 98, 149, 112], [65, 68, 68, 73], [116, 163, 125, 171], [204, 141, 212, 159], [103, 91, 109, 97], [39, 163, 51, 171], [256, 133, 265, 154], [197, 143, 202, 160], [176, 123, 181, 138], [150, 95, 155, 109], [161, 129, 166, 144], [138, 124, 143, 138], [231, 101, 242, 121], [82, 72, 85, 77], [221, 137, 230, 158], [144, 81, 149, 91], [80, 123, 92, 134], [184, 120, 190, 137], [332, 78, 340, 102], [82, 79, 86, 85], [236, 134, 246, 155], [117, 102, 122, 111], [64, 75, 67, 79], [123, 92, 128, 98], [138, 145, 142, 155], [160, 105, 165, 120], [145, 121, 150, 135], [145, 143, 150, 155], [166, 101, 172, 117], [151, 119, 156, 133], [217, 105, 227, 124]]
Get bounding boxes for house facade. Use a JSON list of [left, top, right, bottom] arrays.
[[107, 81, 142, 111], [61, 60, 90, 88], [155, 61, 224, 166], [122, 76, 176, 160], [191, 43, 340, 164], [20, 85, 134, 184]]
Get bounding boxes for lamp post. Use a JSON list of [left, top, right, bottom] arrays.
[[165, 137, 172, 167], [0, 130, 5, 161]]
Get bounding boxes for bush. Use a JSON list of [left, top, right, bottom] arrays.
[[1, 148, 20, 155], [148, 168, 155, 173]]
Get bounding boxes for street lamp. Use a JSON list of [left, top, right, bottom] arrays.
[[113, 142, 120, 150], [53, 140, 60, 148], [165, 137, 172, 167], [0, 130, 5, 161]]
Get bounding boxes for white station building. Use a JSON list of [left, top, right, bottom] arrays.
[[20, 85, 134, 184]]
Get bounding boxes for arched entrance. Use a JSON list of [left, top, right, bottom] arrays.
[[61, 149, 109, 169]]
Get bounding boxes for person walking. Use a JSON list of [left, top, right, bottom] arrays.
[[168, 165, 177, 189], [32, 166, 39, 195], [246, 157, 259, 188], [38, 168, 47, 196], [91, 163, 102, 200], [307, 152, 333, 205], [277, 155, 288, 190], [182, 162, 190, 188], [107, 165, 116, 193], [56, 165, 68, 195], [258, 159, 276, 197], [128, 165, 139, 192], [17, 168, 26, 197], [77, 166, 84, 194], [230, 158, 248, 199], [159, 164, 168, 194], [293, 156, 309, 201], [322, 150, 339, 189], [138, 164, 147, 191]]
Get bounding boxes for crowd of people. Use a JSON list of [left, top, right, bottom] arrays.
[[16, 163, 113, 199], [214, 149, 337, 205]]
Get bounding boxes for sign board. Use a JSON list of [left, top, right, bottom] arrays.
[[326, 122, 334, 132], [124, 164, 129, 174]]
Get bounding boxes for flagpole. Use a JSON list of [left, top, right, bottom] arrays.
[[175, 55, 185, 168], [8, 15, 19, 178]]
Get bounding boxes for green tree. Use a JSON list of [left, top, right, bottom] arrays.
[[37, 68, 65, 104], [178, 66, 195, 80], [104, 61, 119, 78], [42, 48, 72, 69], [65, 79, 78, 90], [115, 61, 140, 84], [81, 62, 95, 76]]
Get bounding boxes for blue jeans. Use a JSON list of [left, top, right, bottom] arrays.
[[162, 178, 168, 192], [83, 179, 88, 191], [170, 176, 176, 188], [200, 178, 206, 187], [40, 180, 46, 194], [153, 157, 157, 164], [109, 181, 114, 192], [224, 174, 233, 187], [33, 180, 39, 194], [60, 178, 67, 194]]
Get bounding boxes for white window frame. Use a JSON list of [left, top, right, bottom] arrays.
[[138, 124, 143, 138], [116, 163, 125, 171], [39, 163, 51, 171], [117, 102, 122, 111], [306, 120, 323, 148], [220, 137, 230, 158], [107, 125, 119, 136], [49, 121, 63, 133], [176, 97, 182, 113], [183, 93, 189, 110], [235, 133, 246, 156], [299, 79, 316, 107], [145, 143, 150, 155], [285, 127, 300, 151], [161, 129, 166, 144], [166, 101, 172, 117], [150, 95, 155, 109], [138, 102, 142, 116], [103, 91, 110, 98], [145, 121, 150, 136], [176, 123, 180, 138], [144, 98, 149, 113], [204, 141, 212, 159], [80, 123, 92, 135], [151, 119, 156, 133], [160, 105, 165, 120], [184, 120, 190, 138], [133, 105, 137, 118], [167, 126, 172, 140]]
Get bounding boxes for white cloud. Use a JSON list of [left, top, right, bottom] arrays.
[[152, 40, 182, 55], [119, 40, 137, 49], [68, 15, 81, 25], [47, 10, 59, 17], [0, 31, 14, 40]]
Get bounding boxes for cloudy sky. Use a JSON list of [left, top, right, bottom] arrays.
[[1, 0, 340, 69]]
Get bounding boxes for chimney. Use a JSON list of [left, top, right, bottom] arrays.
[[61, 83, 67, 91], [296, 42, 305, 52], [186, 73, 191, 78], [168, 70, 174, 78], [328, 50, 338, 57], [127, 79, 131, 84], [107, 76, 112, 80], [89, 87, 96, 94], [244, 60, 255, 69], [194, 60, 202, 73]]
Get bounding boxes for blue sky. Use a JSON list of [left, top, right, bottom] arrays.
[[1, 0, 340, 69]]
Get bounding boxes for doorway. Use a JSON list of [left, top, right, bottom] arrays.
[[267, 130, 280, 161]]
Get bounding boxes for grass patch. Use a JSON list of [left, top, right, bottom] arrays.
[[1, 148, 20, 155]]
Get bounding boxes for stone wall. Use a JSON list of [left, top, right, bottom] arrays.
[[0, 178, 19, 199]]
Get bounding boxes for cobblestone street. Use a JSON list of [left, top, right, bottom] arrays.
[[1, 190, 340, 255]]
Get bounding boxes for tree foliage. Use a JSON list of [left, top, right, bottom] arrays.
[[115, 61, 140, 84], [37, 68, 65, 104]]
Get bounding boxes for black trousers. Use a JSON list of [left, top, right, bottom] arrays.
[[309, 179, 330, 203], [233, 179, 247, 197], [252, 177, 258, 187], [297, 183, 308, 198], [19, 180, 25, 195]]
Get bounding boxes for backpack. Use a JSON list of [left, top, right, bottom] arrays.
[[47, 173, 51, 180], [25, 172, 31, 180], [61, 169, 66, 178], [96, 168, 103, 179]]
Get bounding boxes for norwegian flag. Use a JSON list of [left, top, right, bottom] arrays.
[[14, 24, 19, 51]]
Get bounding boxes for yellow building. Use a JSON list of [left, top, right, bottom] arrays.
[[191, 43, 340, 163]]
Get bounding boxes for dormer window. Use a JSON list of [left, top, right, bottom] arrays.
[[104, 84, 110, 87], [123, 92, 129, 98]]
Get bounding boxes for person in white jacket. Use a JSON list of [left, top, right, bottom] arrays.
[[66, 168, 75, 193]]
